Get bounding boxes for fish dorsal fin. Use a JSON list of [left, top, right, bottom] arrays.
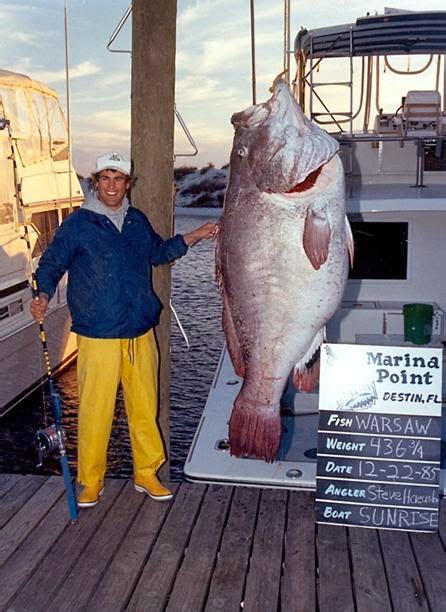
[[303, 206, 331, 270]]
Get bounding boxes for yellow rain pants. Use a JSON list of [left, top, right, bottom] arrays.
[[76, 329, 166, 487]]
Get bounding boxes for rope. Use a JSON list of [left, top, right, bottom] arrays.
[[283, 0, 290, 80], [249, 0, 256, 104]]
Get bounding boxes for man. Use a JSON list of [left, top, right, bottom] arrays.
[[30, 152, 218, 508]]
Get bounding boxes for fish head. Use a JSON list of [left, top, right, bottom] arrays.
[[230, 79, 339, 195]]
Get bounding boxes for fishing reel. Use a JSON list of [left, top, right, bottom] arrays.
[[35, 425, 67, 468]]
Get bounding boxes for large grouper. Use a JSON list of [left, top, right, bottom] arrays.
[[216, 78, 354, 462]]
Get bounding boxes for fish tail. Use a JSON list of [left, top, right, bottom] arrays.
[[229, 401, 281, 463]]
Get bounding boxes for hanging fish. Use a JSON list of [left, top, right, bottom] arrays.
[[216, 78, 354, 462]]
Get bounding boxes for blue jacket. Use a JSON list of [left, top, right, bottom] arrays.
[[36, 206, 188, 338]]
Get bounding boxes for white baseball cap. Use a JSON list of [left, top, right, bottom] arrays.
[[96, 152, 131, 175]]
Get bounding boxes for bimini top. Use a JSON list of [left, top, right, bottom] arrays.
[[295, 9, 446, 59], [0, 69, 58, 98]]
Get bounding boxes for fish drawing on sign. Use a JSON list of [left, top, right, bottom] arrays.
[[338, 382, 378, 411], [216, 77, 354, 462]]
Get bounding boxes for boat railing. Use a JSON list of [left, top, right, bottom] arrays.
[[336, 132, 445, 192]]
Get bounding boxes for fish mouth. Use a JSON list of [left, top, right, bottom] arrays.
[[285, 165, 323, 194], [283, 155, 338, 197]]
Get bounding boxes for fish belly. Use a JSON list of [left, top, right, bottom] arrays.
[[218, 190, 348, 461]]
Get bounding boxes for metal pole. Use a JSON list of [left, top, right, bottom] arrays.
[[250, 0, 256, 104], [283, 0, 290, 81], [443, 54, 446, 113], [64, 0, 73, 210]]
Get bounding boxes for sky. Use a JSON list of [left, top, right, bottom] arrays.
[[2, 0, 446, 175]]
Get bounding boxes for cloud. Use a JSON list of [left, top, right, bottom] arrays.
[[178, 0, 226, 29], [1, 31, 41, 47], [176, 76, 241, 106], [0, 2, 58, 50], [6, 59, 100, 85], [97, 73, 131, 88], [38, 61, 101, 84], [87, 109, 130, 132]]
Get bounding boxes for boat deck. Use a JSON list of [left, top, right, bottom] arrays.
[[1, 473, 446, 611]]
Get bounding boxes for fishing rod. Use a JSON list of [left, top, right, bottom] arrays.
[[3, 117, 78, 522], [30, 286, 78, 523]]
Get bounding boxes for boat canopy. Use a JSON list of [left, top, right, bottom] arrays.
[[295, 10, 446, 59], [0, 69, 58, 99], [0, 69, 68, 168]]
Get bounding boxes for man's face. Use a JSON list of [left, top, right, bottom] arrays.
[[96, 170, 129, 209]]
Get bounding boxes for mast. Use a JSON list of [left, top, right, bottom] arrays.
[[64, 0, 73, 210]]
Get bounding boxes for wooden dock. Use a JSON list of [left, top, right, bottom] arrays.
[[1, 473, 445, 611]]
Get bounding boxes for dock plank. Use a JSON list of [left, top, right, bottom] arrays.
[[127, 482, 207, 611], [50, 480, 145, 611], [0, 475, 64, 565], [349, 527, 392, 611], [87, 484, 175, 611], [0, 493, 70, 609], [9, 479, 126, 612], [205, 487, 260, 612], [379, 530, 429, 611], [166, 484, 232, 612], [281, 490, 316, 612], [0, 475, 446, 612], [0, 473, 21, 498], [243, 488, 287, 612], [0, 474, 48, 527], [317, 524, 355, 612], [410, 530, 446, 611]]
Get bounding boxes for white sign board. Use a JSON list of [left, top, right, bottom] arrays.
[[316, 343, 442, 532]]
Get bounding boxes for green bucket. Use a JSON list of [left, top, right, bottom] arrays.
[[403, 303, 433, 345]]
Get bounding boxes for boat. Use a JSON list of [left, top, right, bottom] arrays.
[[185, 8, 446, 495], [0, 70, 83, 416]]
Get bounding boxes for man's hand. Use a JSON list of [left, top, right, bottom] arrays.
[[183, 222, 219, 247], [30, 295, 49, 322]]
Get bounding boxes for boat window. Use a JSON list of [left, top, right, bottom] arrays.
[[30, 92, 51, 158], [0, 298, 24, 321], [2, 87, 30, 135], [31, 210, 59, 257], [0, 136, 15, 224], [3, 88, 36, 165], [47, 97, 68, 161], [61, 206, 79, 220], [348, 221, 408, 280], [8, 299, 23, 316], [0, 201, 14, 225], [424, 142, 446, 171]]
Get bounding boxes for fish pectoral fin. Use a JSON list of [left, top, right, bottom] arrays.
[[303, 206, 331, 270], [345, 215, 355, 267], [293, 359, 320, 392]]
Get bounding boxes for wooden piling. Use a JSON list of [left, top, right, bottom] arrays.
[[130, 0, 177, 477]]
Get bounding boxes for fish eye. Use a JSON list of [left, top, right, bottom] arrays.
[[237, 146, 248, 157]]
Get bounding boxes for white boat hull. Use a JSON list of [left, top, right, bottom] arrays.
[[0, 304, 77, 416]]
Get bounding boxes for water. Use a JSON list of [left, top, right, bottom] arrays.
[[0, 213, 224, 482]]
